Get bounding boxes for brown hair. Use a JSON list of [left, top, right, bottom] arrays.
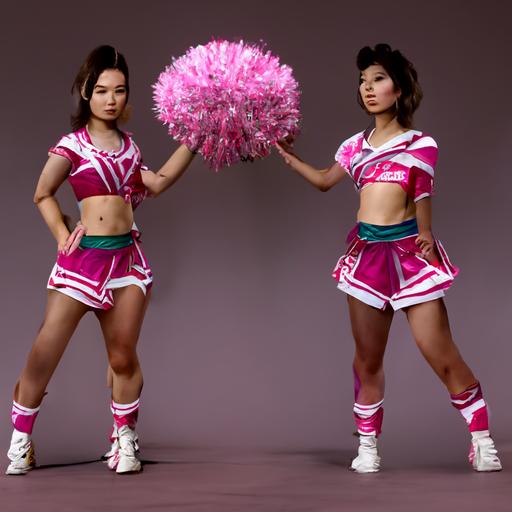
[[356, 44, 422, 129], [71, 45, 130, 131]]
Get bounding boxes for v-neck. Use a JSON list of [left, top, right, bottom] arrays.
[[84, 126, 125, 155], [364, 128, 420, 151]]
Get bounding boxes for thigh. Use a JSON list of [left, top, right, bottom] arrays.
[[405, 299, 454, 358], [348, 296, 394, 360], [31, 290, 90, 361], [95, 285, 151, 352]]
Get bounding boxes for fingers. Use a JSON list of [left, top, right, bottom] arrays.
[[67, 227, 85, 255], [274, 144, 290, 165], [62, 223, 87, 255]]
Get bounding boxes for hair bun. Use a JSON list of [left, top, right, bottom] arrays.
[[374, 43, 392, 54]]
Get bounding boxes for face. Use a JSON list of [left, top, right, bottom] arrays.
[[88, 69, 127, 122], [359, 64, 400, 114]]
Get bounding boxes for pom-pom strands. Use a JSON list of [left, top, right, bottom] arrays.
[[153, 40, 301, 171]]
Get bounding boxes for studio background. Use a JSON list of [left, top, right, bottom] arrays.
[[1, 0, 510, 465]]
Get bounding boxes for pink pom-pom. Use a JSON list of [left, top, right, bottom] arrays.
[[153, 40, 301, 171]]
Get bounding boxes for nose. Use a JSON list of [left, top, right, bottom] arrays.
[[107, 92, 116, 104], [365, 81, 373, 92]]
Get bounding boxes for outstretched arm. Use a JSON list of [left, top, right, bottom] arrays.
[[275, 142, 347, 191], [141, 144, 196, 197]]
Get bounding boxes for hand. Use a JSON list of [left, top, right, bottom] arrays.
[[275, 141, 299, 167], [59, 222, 87, 256], [415, 230, 437, 263]]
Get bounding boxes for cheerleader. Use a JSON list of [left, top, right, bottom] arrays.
[[7, 45, 195, 475], [276, 44, 501, 472]]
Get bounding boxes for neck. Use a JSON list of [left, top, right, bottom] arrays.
[[373, 111, 404, 134], [87, 117, 117, 134]]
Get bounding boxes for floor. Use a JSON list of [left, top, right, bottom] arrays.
[[1, 446, 511, 512]]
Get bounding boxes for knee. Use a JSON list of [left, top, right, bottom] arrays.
[[354, 353, 384, 377], [108, 347, 138, 377]]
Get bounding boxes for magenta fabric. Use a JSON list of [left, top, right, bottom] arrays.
[[332, 226, 458, 310], [11, 402, 39, 435], [49, 127, 148, 210], [48, 232, 152, 309], [451, 383, 489, 432], [334, 130, 437, 202], [353, 402, 384, 437], [112, 400, 139, 431]]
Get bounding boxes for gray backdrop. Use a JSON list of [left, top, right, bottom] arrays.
[[1, 0, 510, 464]]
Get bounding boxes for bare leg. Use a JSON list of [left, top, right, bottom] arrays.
[[348, 296, 394, 404], [95, 285, 150, 474], [95, 286, 151, 404], [15, 291, 89, 408], [107, 366, 113, 389], [347, 296, 394, 473], [405, 298, 502, 471], [405, 299, 476, 394]]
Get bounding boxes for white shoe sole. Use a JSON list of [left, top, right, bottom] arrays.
[[116, 456, 141, 474], [5, 468, 33, 476], [350, 457, 381, 473], [5, 464, 34, 475], [473, 460, 503, 472]]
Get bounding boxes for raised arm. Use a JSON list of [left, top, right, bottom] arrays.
[[275, 142, 347, 191], [33, 154, 74, 252], [141, 144, 195, 197]]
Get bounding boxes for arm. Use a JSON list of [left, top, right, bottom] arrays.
[[415, 197, 436, 261], [141, 144, 195, 197], [275, 143, 346, 191], [33, 154, 76, 253]]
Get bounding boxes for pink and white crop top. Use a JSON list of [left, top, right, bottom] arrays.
[[49, 127, 148, 210], [334, 129, 437, 202]]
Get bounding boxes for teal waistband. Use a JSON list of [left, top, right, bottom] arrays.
[[358, 218, 418, 241], [79, 233, 133, 249]]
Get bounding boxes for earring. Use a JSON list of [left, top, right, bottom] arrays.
[[80, 75, 90, 101]]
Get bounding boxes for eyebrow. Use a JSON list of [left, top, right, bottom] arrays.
[[360, 71, 387, 78], [94, 84, 126, 89]]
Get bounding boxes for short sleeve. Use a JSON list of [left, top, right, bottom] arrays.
[[48, 134, 81, 172], [390, 135, 438, 202], [334, 132, 364, 170]]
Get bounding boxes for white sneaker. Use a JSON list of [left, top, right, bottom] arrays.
[[6, 430, 36, 475], [350, 435, 381, 473], [115, 425, 141, 474], [103, 424, 120, 470], [470, 431, 502, 472], [105, 438, 120, 470]]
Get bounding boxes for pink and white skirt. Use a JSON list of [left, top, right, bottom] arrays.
[[48, 232, 153, 310], [332, 220, 458, 310]]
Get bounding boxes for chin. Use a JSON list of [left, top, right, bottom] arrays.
[[368, 106, 394, 115]]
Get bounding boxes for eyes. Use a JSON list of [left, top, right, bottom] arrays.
[[94, 87, 127, 95], [359, 75, 386, 84]]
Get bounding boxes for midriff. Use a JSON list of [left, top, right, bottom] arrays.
[[80, 195, 134, 235], [357, 183, 416, 225]]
